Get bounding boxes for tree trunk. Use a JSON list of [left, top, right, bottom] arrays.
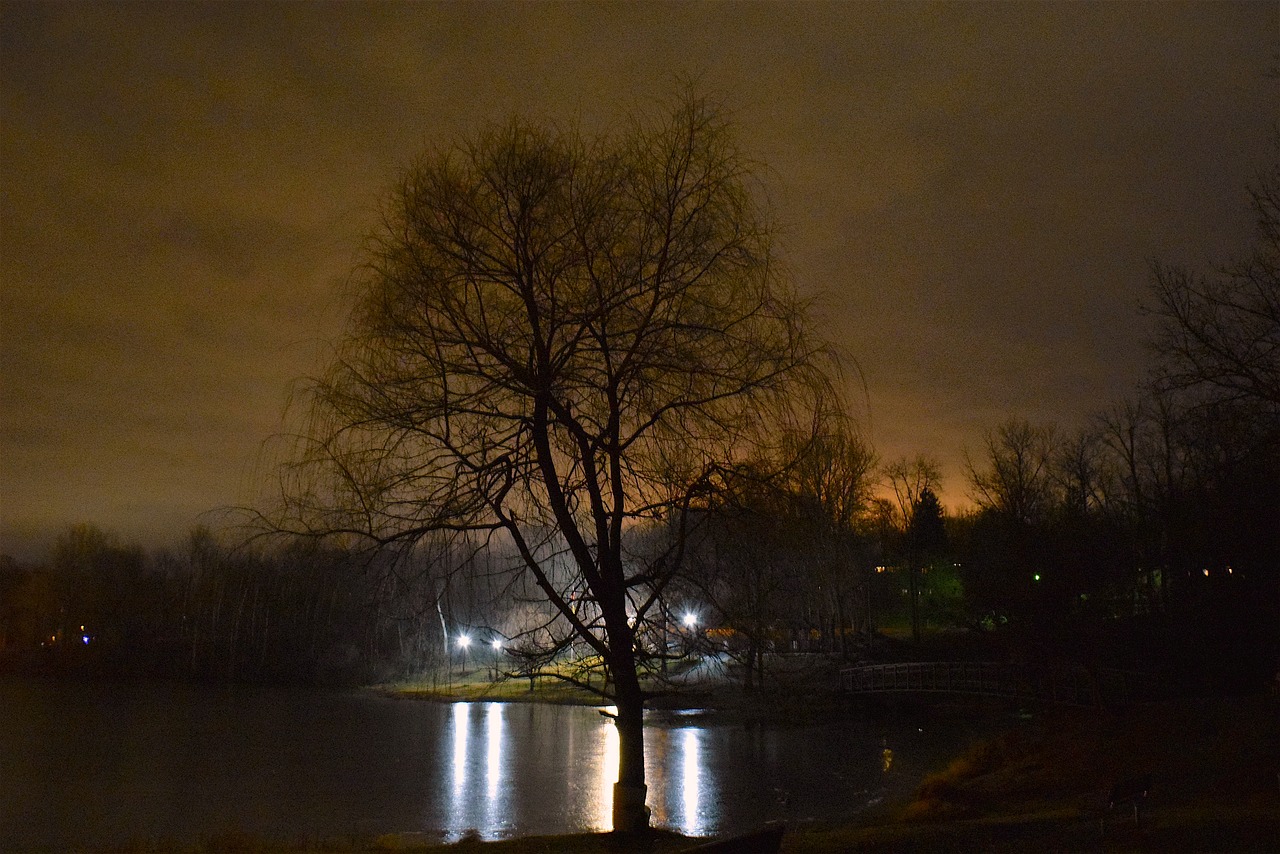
[[610, 653, 649, 832]]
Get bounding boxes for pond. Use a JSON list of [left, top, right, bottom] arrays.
[[0, 678, 988, 849]]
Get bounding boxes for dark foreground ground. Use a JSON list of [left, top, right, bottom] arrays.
[[781, 694, 1280, 851], [99, 688, 1279, 853]]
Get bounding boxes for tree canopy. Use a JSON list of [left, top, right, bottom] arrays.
[[273, 93, 839, 830]]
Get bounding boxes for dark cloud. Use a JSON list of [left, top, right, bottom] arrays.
[[1, 1, 1275, 560]]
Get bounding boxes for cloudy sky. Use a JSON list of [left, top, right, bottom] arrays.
[[2, 1, 1276, 561]]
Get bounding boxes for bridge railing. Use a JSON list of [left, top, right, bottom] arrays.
[[838, 661, 1162, 706]]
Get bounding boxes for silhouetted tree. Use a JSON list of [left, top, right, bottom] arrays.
[[883, 454, 943, 532], [965, 419, 1056, 526], [1149, 156, 1280, 411], [783, 428, 878, 655], [959, 421, 1057, 629], [0, 555, 56, 652], [682, 427, 875, 684], [270, 93, 835, 830], [901, 487, 946, 643], [684, 463, 804, 690], [1049, 428, 1113, 518]]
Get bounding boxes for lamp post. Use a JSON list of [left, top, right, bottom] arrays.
[[682, 611, 699, 664], [457, 633, 471, 679], [659, 601, 670, 674]]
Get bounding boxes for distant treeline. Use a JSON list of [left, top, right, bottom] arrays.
[[1, 394, 1276, 692], [4, 149, 1276, 695], [3, 380, 1276, 693], [944, 399, 1278, 694], [0, 526, 460, 684], [663, 387, 1279, 695]]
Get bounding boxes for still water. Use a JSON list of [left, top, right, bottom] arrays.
[[0, 678, 981, 850]]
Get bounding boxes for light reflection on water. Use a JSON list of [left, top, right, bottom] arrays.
[[452, 702, 468, 792], [644, 726, 707, 836], [445, 702, 510, 841], [446, 702, 712, 840], [682, 728, 702, 833], [1, 681, 991, 850], [595, 707, 619, 832], [486, 702, 502, 801]]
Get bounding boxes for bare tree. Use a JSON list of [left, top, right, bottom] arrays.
[[683, 426, 875, 684], [881, 454, 945, 642], [1149, 157, 1280, 411], [1049, 427, 1113, 517], [683, 462, 804, 691], [790, 429, 878, 531], [786, 429, 878, 655], [270, 93, 834, 831], [883, 454, 943, 531], [965, 419, 1056, 525]]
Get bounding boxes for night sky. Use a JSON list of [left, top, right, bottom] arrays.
[[2, 1, 1276, 562]]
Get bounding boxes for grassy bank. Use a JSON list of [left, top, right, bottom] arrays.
[[376, 654, 850, 724], [380, 672, 609, 706]]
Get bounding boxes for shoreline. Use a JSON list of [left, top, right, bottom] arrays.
[[354, 691, 1280, 852], [366, 671, 1280, 851], [25, 667, 1267, 851], [89, 691, 1278, 851]]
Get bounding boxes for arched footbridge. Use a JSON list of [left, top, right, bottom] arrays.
[[838, 661, 1164, 706]]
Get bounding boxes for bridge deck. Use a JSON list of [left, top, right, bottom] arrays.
[[838, 661, 1161, 706]]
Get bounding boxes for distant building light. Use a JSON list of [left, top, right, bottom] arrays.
[[82, 635, 90, 645], [1033, 573, 1041, 582], [1203, 569, 1210, 577]]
